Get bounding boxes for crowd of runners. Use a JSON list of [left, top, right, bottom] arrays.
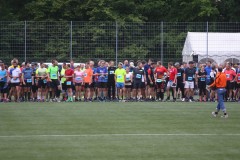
[[0, 58, 239, 103]]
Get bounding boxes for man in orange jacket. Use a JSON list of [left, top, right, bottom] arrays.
[[209, 67, 228, 118]]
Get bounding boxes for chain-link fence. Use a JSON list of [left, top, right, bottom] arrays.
[[1, 21, 240, 65]]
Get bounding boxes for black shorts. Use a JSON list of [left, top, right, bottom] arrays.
[[125, 85, 132, 89], [62, 83, 67, 90], [51, 79, 60, 88], [0, 82, 7, 93], [85, 83, 91, 88], [23, 80, 32, 87], [32, 85, 38, 92], [10, 83, 20, 87], [133, 81, 142, 89], [226, 81, 234, 90], [235, 82, 240, 89], [90, 82, 95, 88], [156, 82, 165, 89], [75, 83, 82, 86], [64, 81, 73, 89], [147, 82, 155, 88], [98, 82, 107, 88], [176, 82, 184, 90], [38, 79, 47, 88], [141, 82, 146, 89]]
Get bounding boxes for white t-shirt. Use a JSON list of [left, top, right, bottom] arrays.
[[125, 72, 132, 85], [8, 67, 21, 83]]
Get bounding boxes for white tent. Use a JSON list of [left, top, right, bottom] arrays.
[[182, 32, 240, 64]]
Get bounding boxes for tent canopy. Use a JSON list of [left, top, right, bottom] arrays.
[[182, 32, 240, 64]]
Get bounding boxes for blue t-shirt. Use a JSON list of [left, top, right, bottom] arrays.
[[97, 67, 108, 82], [0, 69, 7, 82], [22, 68, 33, 80], [205, 66, 212, 83]]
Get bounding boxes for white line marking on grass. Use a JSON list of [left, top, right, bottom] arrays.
[[0, 134, 240, 138]]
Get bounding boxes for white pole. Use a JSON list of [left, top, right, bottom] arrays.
[[161, 21, 163, 64], [24, 21, 27, 62], [70, 21, 73, 60], [206, 21, 208, 62], [115, 21, 118, 65]]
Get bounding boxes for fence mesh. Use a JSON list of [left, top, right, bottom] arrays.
[[0, 21, 240, 65]]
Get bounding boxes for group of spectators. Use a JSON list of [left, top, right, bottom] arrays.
[[0, 58, 239, 103]]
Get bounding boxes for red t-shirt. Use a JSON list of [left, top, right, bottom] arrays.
[[224, 69, 236, 81], [168, 67, 177, 81], [237, 73, 240, 83], [65, 69, 74, 81], [155, 66, 168, 79]]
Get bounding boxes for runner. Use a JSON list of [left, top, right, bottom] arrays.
[[197, 65, 207, 102], [147, 62, 156, 101], [115, 62, 126, 101], [234, 64, 240, 102], [125, 67, 133, 101], [175, 62, 185, 101], [60, 63, 67, 101], [154, 61, 168, 101], [165, 62, 177, 102], [22, 62, 34, 102], [107, 61, 116, 100], [47, 60, 61, 102], [74, 65, 85, 101], [83, 62, 93, 102], [8, 60, 22, 102], [65, 64, 74, 102], [183, 61, 197, 102], [132, 62, 146, 101], [0, 62, 8, 102], [36, 62, 48, 102], [96, 60, 108, 101], [224, 63, 236, 101]]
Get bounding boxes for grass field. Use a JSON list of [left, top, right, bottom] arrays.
[[0, 102, 240, 160]]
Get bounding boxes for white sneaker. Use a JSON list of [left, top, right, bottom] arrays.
[[189, 99, 192, 102], [182, 98, 185, 102], [221, 114, 228, 118], [57, 98, 61, 103], [212, 112, 217, 117]]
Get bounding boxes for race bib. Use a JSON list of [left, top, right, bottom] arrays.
[[84, 73, 87, 77], [76, 77, 82, 81], [226, 74, 230, 78], [117, 75, 122, 79], [238, 76, 240, 81], [207, 75, 210, 79], [27, 79, 32, 83], [188, 77, 193, 81], [156, 79, 162, 83], [66, 81, 71, 85], [51, 73, 57, 78], [136, 74, 141, 79], [177, 73, 181, 77], [200, 78, 205, 82], [126, 77, 130, 81], [110, 71, 114, 74], [43, 79, 47, 84]]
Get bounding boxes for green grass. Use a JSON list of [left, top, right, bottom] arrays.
[[0, 102, 240, 160]]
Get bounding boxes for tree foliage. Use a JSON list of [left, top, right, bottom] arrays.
[[0, 0, 240, 63]]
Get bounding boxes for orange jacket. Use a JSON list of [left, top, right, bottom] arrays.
[[209, 72, 227, 88]]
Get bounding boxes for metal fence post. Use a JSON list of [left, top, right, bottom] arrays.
[[206, 21, 209, 61], [70, 21, 73, 60], [115, 21, 118, 66], [24, 21, 27, 62], [161, 21, 163, 63]]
